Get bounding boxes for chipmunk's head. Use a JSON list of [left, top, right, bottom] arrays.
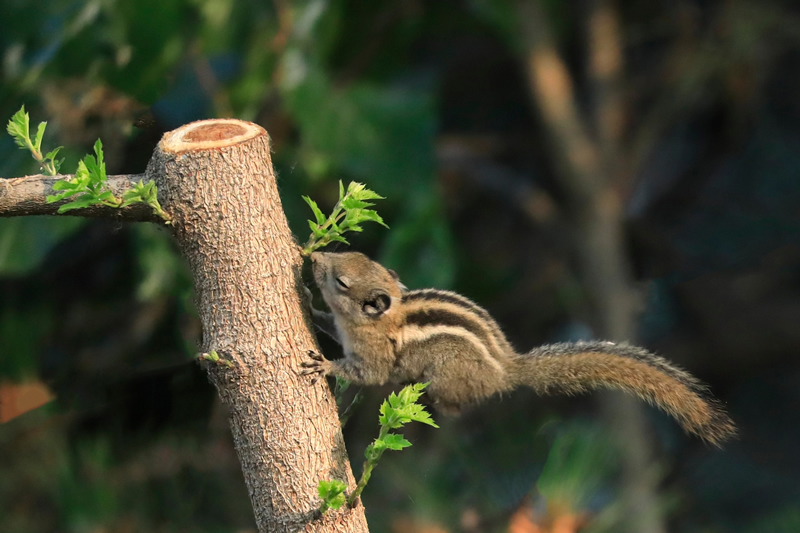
[[310, 251, 405, 324]]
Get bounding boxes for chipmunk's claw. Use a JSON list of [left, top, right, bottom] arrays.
[[301, 350, 330, 382], [306, 350, 325, 361]]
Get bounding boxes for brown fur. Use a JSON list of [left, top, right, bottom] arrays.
[[303, 252, 736, 446], [518, 343, 736, 446]]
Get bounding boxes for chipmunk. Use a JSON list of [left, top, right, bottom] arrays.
[[301, 251, 735, 446]]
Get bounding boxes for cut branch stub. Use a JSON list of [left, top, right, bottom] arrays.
[[146, 119, 368, 532]]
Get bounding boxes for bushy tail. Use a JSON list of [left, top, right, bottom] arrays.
[[513, 341, 736, 446]]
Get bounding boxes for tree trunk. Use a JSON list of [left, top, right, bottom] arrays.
[[518, 3, 667, 532], [144, 119, 368, 532]]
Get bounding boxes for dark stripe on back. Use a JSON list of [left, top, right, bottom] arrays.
[[395, 331, 482, 372], [404, 308, 492, 348], [402, 289, 493, 322]]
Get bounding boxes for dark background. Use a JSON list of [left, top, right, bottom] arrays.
[[1, 0, 799, 531]]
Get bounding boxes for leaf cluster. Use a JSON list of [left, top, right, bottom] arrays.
[[6, 106, 171, 223], [317, 383, 437, 513], [46, 140, 113, 212], [377, 382, 438, 432], [44, 140, 170, 223], [6, 106, 63, 176], [302, 181, 388, 254], [317, 480, 347, 514]]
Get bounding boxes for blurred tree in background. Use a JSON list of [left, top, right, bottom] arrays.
[[2, 0, 800, 531]]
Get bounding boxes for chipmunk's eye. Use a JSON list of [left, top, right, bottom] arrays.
[[335, 276, 350, 290]]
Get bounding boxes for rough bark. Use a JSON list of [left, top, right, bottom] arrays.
[[0, 119, 369, 532], [145, 120, 368, 532]]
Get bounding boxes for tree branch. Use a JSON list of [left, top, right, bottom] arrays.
[[518, 2, 603, 212], [588, 0, 625, 163], [517, 3, 667, 533], [588, 0, 631, 199], [0, 173, 161, 222]]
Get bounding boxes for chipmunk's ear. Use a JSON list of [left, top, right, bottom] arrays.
[[387, 269, 408, 292], [363, 290, 391, 317]]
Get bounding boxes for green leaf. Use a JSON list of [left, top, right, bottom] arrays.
[[51, 180, 79, 192], [47, 192, 77, 203], [74, 160, 90, 181], [81, 139, 107, 185], [408, 407, 438, 428], [122, 181, 146, 198], [346, 182, 385, 202], [359, 209, 388, 227], [328, 234, 349, 244], [374, 434, 412, 451], [346, 181, 365, 197], [342, 197, 372, 210], [379, 405, 399, 429], [120, 198, 142, 208], [96, 191, 121, 205], [83, 156, 100, 184], [94, 139, 104, 165], [302, 195, 327, 226], [7, 106, 30, 149], [45, 147, 62, 162], [57, 196, 100, 213], [343, 208, 362, 223], [391, 382, 427, 406], [33, 122, 46, 153], [353, 189, 384, 201]]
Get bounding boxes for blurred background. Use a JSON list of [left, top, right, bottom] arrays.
[[1, 0, 799, 531]]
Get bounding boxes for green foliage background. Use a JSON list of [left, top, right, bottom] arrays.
[[2, 0, 800, 532]]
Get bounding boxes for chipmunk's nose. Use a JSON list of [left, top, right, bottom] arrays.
[[310, 252, 328, 267]]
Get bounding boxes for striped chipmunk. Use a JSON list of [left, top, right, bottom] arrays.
[[301, 251, 736, 446]]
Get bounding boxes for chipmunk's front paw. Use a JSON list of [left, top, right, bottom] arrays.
[[303, 285, 314, 305], [301, 350, 332, 384]]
